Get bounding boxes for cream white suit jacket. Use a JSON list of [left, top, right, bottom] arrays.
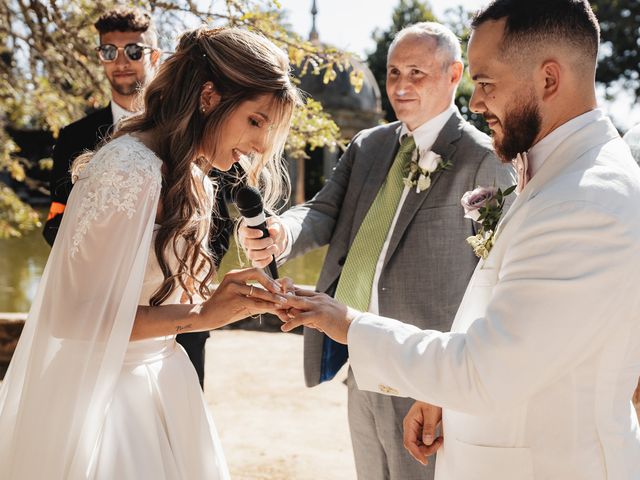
[[348, 113, 640, 480]]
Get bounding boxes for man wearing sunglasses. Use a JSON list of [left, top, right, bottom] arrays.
[[45, 6, 159, 245], [44, 7, 233, 390]]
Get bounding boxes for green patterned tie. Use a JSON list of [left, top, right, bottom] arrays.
[[334, 135, 416, 311]]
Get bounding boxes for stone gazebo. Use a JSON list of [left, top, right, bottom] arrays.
[[289, 0, 383, 204]]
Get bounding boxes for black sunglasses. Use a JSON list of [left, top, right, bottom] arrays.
[[96, 43, 154, 62]]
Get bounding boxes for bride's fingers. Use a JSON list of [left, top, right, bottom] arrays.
[[281, 293, 314, 311], [277, 277, 295, 294], [225, 268, 281, 294], [239, 283, 287, 306], [246, 298, 283, 315], [251, 273, 283, 295]]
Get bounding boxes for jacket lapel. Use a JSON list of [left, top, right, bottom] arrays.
[[495, 115, 620, 238], [382, 112, 463, 267], [349, 124, 402, 244], [96, 104, 115, 144]]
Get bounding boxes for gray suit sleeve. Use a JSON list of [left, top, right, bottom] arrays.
[[281, 132, 361, 260]]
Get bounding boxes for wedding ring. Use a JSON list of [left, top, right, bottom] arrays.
[[248, 285, 255, 297]]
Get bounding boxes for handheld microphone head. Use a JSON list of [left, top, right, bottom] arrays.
[[234, 186, 264, 219]]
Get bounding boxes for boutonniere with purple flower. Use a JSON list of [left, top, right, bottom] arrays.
[[461, 184, 516, 260], [403, 149, 452, 194]]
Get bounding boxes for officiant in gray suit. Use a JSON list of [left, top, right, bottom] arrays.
[[242, 22, 513, 480]]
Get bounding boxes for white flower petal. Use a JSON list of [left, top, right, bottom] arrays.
[[418, 151, 441, 173], [464, 209, 482, 222]]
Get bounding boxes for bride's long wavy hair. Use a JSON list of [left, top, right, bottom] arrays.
[[75, 27, 300, 305]]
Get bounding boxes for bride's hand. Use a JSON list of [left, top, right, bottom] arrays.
[[200, 268, 288, 328]]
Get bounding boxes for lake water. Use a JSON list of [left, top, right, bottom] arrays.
[[0, 212, 327, 313]]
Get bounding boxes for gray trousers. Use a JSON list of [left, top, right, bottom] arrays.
[[347, 369, 435, 480]]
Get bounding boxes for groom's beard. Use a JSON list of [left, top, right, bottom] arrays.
[[489, 95, 542, 163]]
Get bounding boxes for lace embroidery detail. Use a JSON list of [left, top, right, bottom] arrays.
[[70, 136, 162, 257]]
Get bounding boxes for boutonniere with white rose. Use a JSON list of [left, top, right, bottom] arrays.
[[461, 185, 516, 260], [403, 149, 452, 194]]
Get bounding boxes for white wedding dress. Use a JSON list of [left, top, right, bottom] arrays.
[[0, 135, 230, 479]]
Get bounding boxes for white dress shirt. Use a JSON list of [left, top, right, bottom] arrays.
[[111, 100, 136, 130]]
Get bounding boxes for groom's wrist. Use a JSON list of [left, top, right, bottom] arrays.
[[344, 306, 362, 344]]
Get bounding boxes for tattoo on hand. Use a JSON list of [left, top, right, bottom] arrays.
[[176, 324, 192, 333]]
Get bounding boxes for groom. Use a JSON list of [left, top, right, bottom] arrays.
[[242, 21, 513, 479], [281, 1, 640, 478]]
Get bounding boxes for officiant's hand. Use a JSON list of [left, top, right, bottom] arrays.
[[403, 401, 443, 465], [201, 268, 288, 328], [239, 215, 288, 268], [277, 288, 358, 344]]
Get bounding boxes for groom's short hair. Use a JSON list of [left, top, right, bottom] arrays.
[[471, 0, 600, 68]]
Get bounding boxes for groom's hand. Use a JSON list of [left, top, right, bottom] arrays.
[[403, 401, 443, 465], [277, 289, 358, 344]]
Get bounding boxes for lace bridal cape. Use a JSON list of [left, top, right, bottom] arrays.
[[0, 135, 228, 479]]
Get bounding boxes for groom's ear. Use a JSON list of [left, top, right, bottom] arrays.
[[539, 60, 561, 102], [200, 81, 221, 113]]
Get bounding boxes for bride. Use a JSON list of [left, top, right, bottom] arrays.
[[0, 27, 300, 479]]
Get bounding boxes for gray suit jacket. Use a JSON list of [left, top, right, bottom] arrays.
[[281, 110, 514, 387]]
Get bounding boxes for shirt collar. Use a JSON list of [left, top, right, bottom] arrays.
[[527, 108, 604, 178], [110, 100, 137, 129], [399, 105, 457, 152]]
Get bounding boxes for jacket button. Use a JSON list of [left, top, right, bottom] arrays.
[[338, 256, 346, 266]]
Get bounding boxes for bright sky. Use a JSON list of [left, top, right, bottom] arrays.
[[277, 0, 486, 58], [277, 0, 640, 131]]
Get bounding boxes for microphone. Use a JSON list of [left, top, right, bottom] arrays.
[[234, 186, 279, 279]]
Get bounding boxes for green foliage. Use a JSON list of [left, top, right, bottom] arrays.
[[591, 0, 640, 101], [0, 121, 41, 238], [287, 98, 343, 160], [0, 0, 363, 236], [0, 183, 41, 238], [477, 185, 515, 233], [366, 0, 437, 122]]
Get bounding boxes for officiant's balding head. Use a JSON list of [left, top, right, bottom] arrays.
[[467, 0, 600, 162], [386, 22, 464, 130]]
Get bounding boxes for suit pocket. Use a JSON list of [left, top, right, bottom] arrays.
[[448, 438, 534, 480]]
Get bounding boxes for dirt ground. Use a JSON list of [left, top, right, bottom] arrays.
[[204, 330, 357, 480]]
